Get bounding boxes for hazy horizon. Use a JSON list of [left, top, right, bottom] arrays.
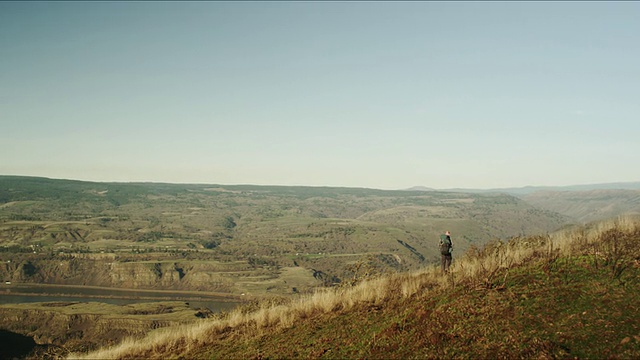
[[2, 2, 639, 190], [4, 174, 640, 193]]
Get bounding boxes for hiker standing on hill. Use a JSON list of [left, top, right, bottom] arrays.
[[439, 231, 453, 274]]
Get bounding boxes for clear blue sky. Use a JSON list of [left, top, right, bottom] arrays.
[[2, 2, 639, 190]]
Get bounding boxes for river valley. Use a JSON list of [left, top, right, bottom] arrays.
[[0, 283, 241, 311]]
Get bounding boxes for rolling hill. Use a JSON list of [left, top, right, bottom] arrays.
[[521, 189, 640, 223], [0, 176, 569, 296]]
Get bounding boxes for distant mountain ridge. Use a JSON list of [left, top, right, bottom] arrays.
[[406, 181, 640, 223], [3, 175, 638, 195], [3, 175, 638, 225], [404, 186, 436, 192], [408, 181, 640, 195]]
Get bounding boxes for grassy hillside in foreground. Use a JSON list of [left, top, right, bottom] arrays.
[[70, 216, 640, 359]]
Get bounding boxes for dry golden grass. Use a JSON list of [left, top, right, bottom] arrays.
[[69, 215, 640, 360], [553, 214, 640, 255]]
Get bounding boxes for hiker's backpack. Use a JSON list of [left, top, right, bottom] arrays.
[[439, 235, 452, 255]]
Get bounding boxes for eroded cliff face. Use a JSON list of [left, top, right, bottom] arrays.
[[0, 255, 242, 292], [107, 261, 235, 291]]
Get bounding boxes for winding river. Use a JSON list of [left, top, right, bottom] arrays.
[[0, 283, 241, 312]]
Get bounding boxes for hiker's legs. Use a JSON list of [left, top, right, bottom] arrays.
[[442, 254, 452, 273]]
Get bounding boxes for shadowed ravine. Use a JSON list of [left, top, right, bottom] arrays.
[[0, 329, 37, 359]]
